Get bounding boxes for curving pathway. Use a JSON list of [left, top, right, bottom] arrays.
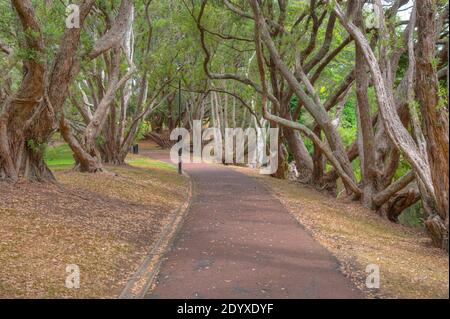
[[144, 151, 363, 299]]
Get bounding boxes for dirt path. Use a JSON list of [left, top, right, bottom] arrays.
[[144, 151, 363, 299]]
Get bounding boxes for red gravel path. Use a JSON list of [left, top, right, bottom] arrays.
[[145, 152, 363, 299]]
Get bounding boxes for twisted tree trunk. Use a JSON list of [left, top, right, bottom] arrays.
[[0, 0, 95, 182], [416, 0, 449, 250], [60, 0, 135, 172]]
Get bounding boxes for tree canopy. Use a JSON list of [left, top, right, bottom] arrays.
[[0, 0, 448, 250]]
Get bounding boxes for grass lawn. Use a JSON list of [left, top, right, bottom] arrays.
[[44, 144, 75, 170], [0, 144, 188, 298]]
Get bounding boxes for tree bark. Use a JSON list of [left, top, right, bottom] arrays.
[[0, 0, 95, 182], [251, 0, 357, 193], [334, 2, 436, 201], [416, 0, 449, 250], [354, 1, 377, 207], [283, 127, 313, 181]]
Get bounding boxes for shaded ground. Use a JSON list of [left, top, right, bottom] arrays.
[[232, 166, 449, 299], [145, 151, 363, 299], [0, 154, 188, 298]]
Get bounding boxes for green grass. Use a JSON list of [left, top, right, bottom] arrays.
[[44, 144, 176, 173], [125, 155, 177, 171], [44, 144, 75, 169], [398, 202, 424, 228]]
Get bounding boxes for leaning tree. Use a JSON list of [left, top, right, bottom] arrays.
[[189, 0, 448, 250]]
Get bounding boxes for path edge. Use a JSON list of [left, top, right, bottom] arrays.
[[119, 169, 193, 299], [246, 170, 368, 298]]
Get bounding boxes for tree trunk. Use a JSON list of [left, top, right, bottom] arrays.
[[272, 134, 289, 179], [60, 116, 102, 172], [416, 0, 449, 250], [283, 127, 313, 181], [311, 127, 325, 186], [334, 2, 436, 202], [251, 1, 357, 193], [0, 57, 51, 181], [0, 0, 95, 182], [354, 2, 377, 207]]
